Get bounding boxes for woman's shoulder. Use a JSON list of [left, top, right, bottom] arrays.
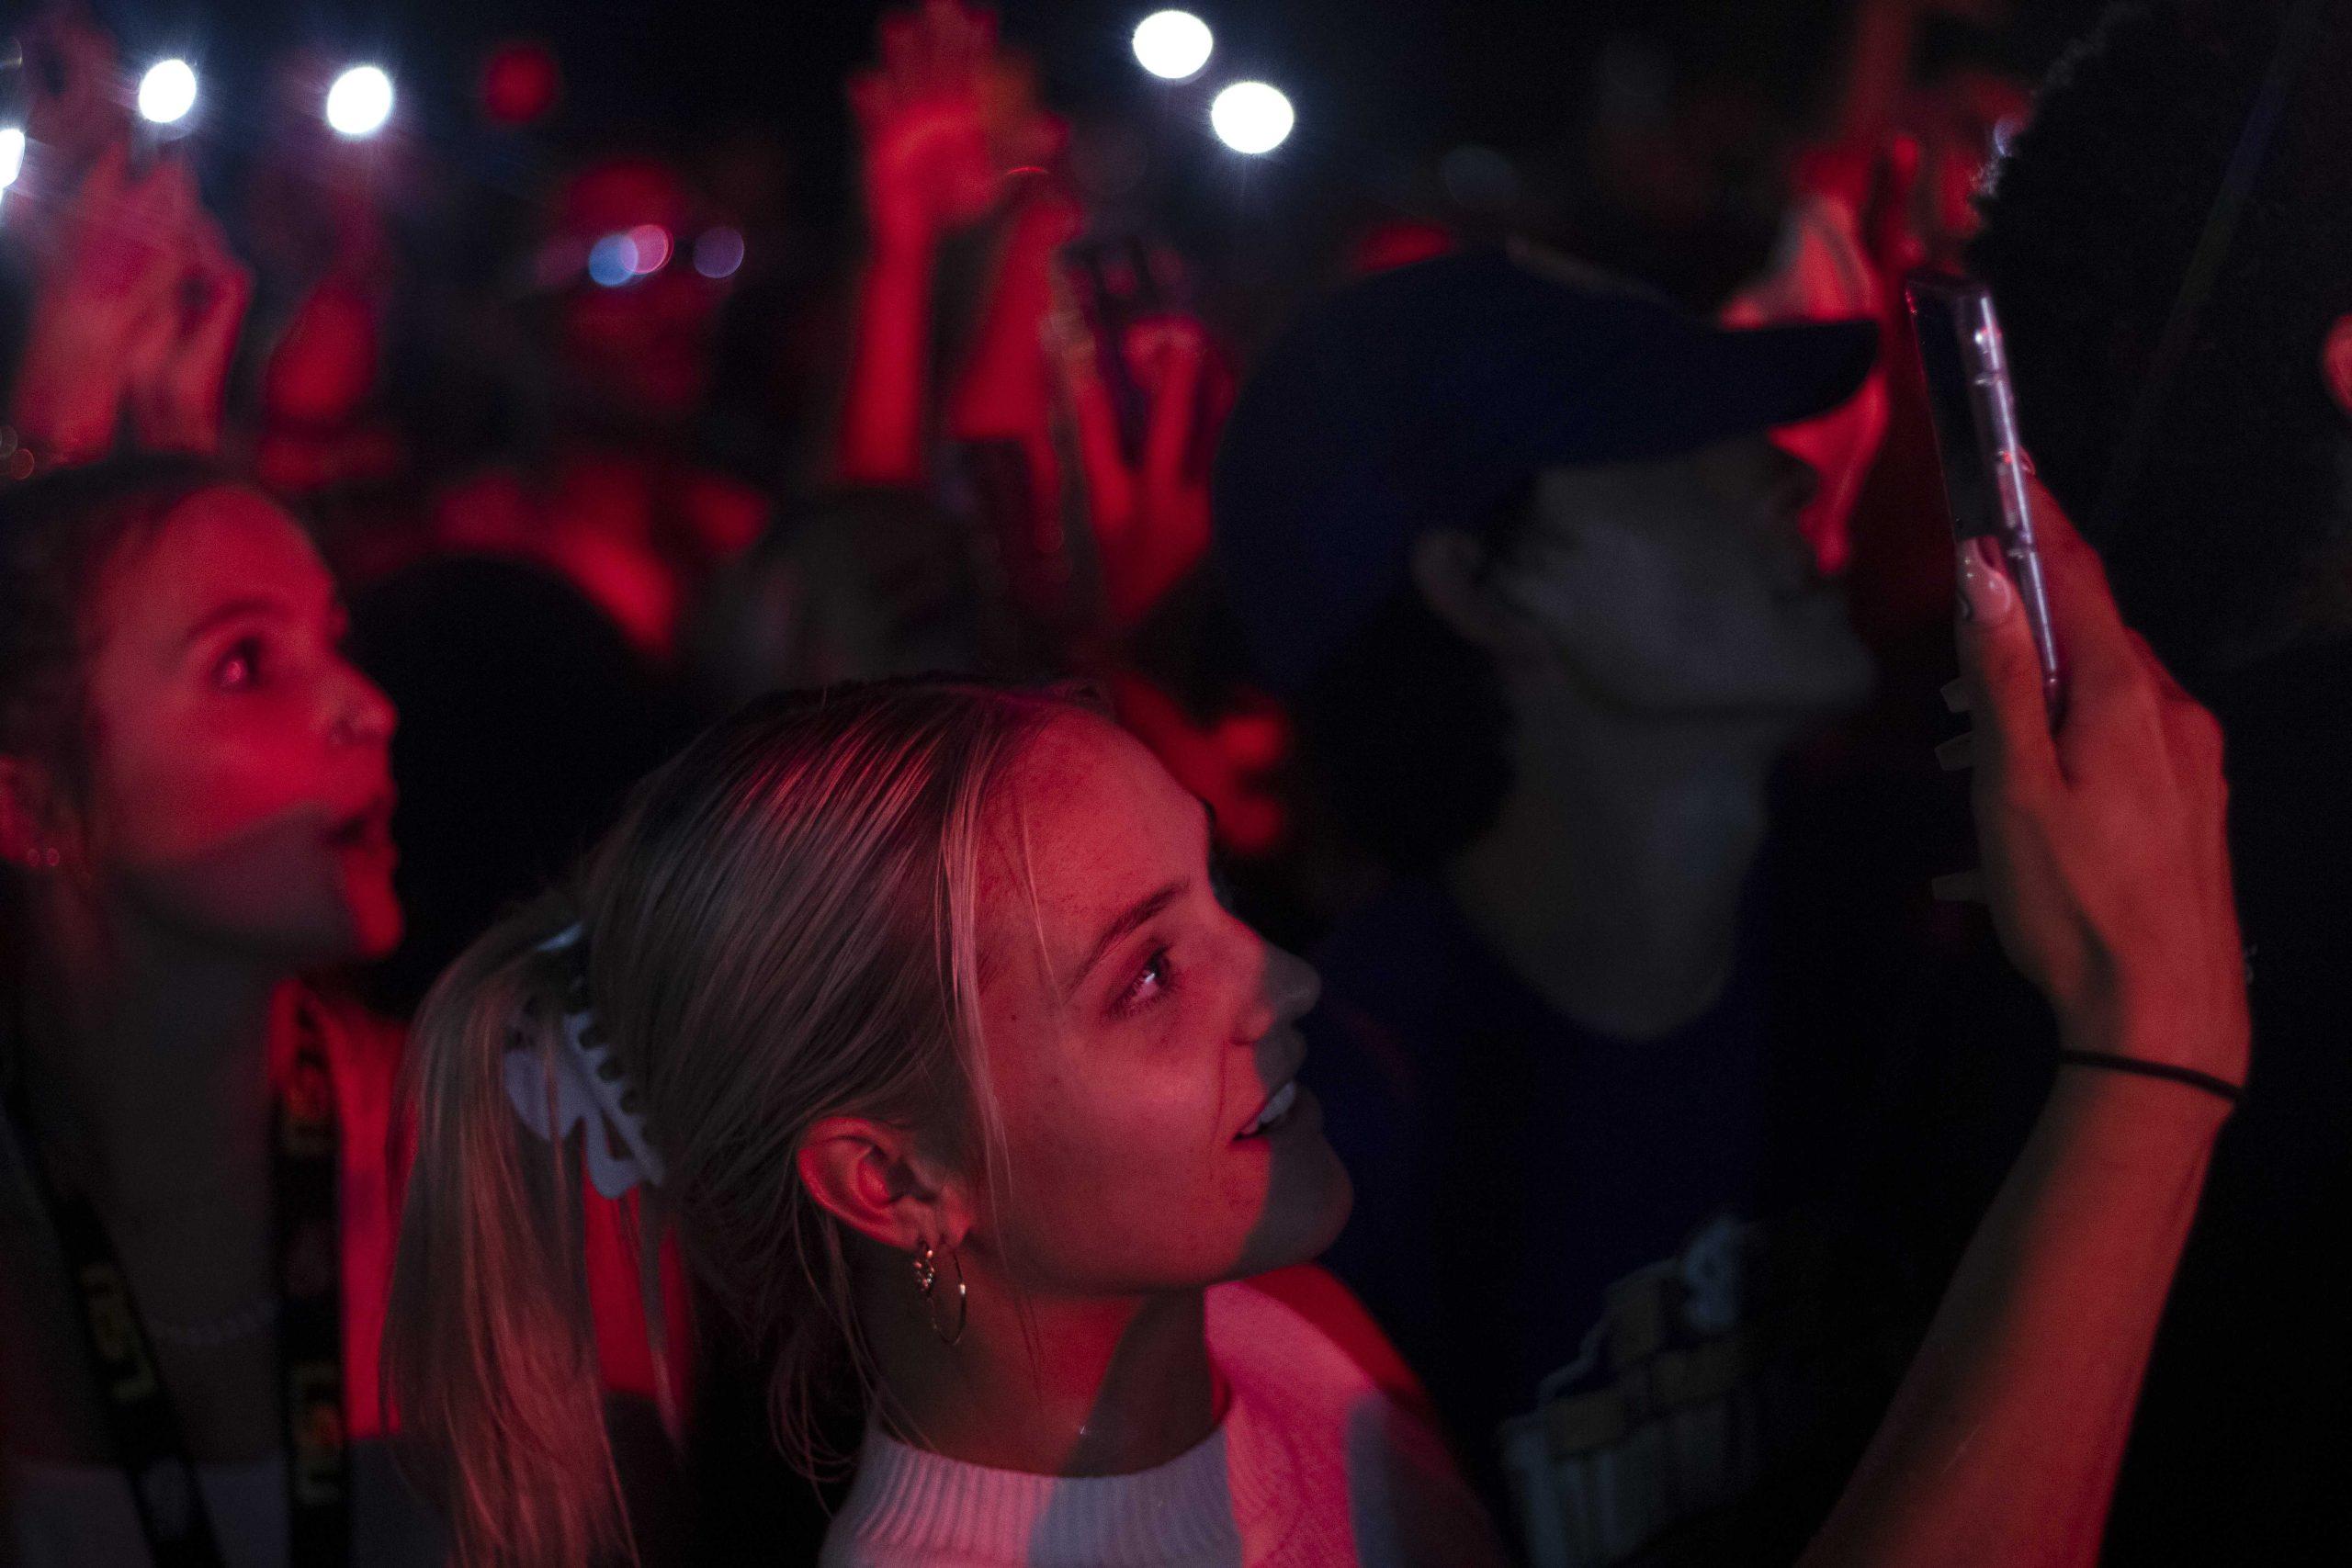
[[1210, 1269, 1512, 1567], [1214, 1266, 1440, 1431]]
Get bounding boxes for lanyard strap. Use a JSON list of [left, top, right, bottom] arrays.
[[276, 995, 351, 1566], [40, 1182, 228, 1568], [15, 995, 349, 1567]]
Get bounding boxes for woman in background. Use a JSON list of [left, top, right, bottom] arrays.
[[0, 45, 446, 1554], [0, 460, 436, 1567]]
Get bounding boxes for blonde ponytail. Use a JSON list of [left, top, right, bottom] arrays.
[[385, 895, 627, 1567]]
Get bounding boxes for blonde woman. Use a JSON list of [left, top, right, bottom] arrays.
[[389, 498, 2245, 1567]]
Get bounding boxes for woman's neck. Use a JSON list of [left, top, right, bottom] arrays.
[[13, 895, 283, 1219], [868, 1266, 1224, 1479]]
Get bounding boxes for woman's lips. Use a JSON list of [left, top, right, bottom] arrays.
[[1238, 1078, 1302, 1137], [326, 792, 398, 863], [1238, 1073, 1323, 1141]]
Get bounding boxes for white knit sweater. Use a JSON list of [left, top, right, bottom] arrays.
[[820, 1279, 1508, 1568]]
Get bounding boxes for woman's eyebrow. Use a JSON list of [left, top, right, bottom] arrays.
[[180, 595, 293, 649], [1067, 881, 1187, 999]]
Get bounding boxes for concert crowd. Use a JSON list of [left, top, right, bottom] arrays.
[[2, 1, 2346, 1563]]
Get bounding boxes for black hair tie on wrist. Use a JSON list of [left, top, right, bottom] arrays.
[[2056, 1049, 2244, 1111]]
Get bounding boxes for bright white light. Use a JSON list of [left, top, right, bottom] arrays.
[[1210, 81, 1293, 154], [138, 60, 199, 125], [1133, 11, 1214, 81], [325, 65, 395, 138], [0, 129, 25, 191], [692, 226, 745, 279]]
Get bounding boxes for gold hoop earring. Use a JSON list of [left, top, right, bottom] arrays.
[[911, 1242, 968, 1348]]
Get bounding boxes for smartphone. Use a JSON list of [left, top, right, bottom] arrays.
[[1905, 271, 2064, 717]]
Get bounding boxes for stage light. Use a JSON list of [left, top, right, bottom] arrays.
[[0, 129, 24, 191], [325, 65, 395, 138], [1210, 82, 1293, 154], [137, 60, 198, 126], [1133, 11, 1214, 81], [692, 226, 745, 279]]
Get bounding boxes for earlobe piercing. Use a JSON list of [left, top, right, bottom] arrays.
[[912, 1241, 969, 1348]]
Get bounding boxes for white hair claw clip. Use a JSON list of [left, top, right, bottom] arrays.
[[503, 923, 666, 1198]]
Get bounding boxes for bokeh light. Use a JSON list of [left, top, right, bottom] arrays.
[[137, 60, 199, 126], [481, 39, 561, 126], [624, 223, 673, 276], [587, 233, 640, 288], [1210, 82, 1294, 154], [1133, 12, 1215, 82], [325, 65, 396, 138], [693, 227, 746, 280], [0, 129, 25, 191]]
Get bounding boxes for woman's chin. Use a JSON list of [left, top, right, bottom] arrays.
[[1238, 1138, 1355, 1277], [352, 903, 407, 963], [300, 894, 404, 969]]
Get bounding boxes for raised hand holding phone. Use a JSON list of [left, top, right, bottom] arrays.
[[1803, 481, 2246, 1568], [1952, 477, 2245, 1090]]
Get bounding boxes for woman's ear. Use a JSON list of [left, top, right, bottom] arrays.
[[796, 1116, 965, 1254], [2323, 314, 2352, 423], [1409, 529, 1540, 659]]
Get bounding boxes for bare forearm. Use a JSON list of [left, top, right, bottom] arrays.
[[944, 197, 1070, 447], [838, 243, 936, 487], [1802, 1056, 2224, 1568]]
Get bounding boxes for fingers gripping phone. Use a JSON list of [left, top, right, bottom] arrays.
[[1906, 272, 2065, 717]]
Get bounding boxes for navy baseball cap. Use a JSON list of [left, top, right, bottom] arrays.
[[1212, 247, 1880, 695]]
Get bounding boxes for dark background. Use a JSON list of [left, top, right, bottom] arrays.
[[74, 1, 2118, 244]]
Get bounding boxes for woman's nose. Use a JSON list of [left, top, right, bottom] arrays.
[[331, 665, 399, 748], [1264, 942, 1323, 1024]]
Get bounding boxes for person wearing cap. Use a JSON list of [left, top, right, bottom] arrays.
[[1213, 245, 1911, 1562]]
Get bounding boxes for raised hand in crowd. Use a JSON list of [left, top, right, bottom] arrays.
[[1957, 485, 2244, 1083], [1050, 303, 1225, 634], [838, 0, 1061, 486], [7, 5, 120, 188], [1804, 482, 2245, 1568], [849, 0, 1017, 257], [8, 143, 250, 463]]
